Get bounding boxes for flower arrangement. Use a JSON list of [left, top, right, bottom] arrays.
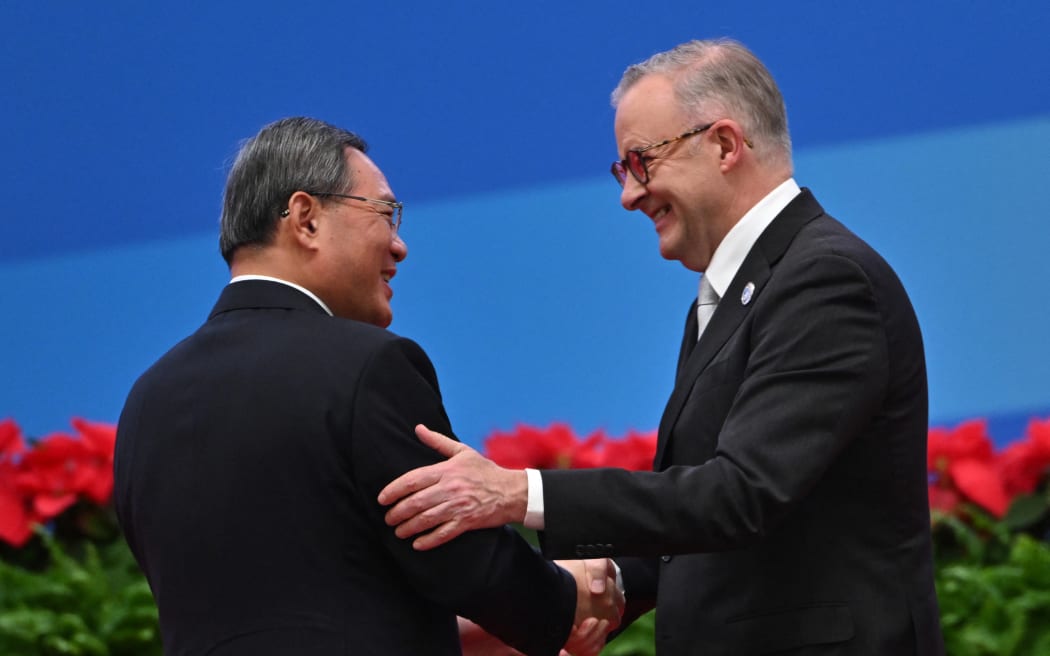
[[484, 423, 658, 472], [0, 418, 160, 655], [927, 418, 1050, 534], [1, 416, 1048, 655], [0, 418, 115, 548]]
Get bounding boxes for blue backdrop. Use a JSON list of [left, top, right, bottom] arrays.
[[3, 1, 1048, 447]]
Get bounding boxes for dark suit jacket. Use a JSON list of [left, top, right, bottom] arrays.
[[540, 191, 944, 655], [114, 280, 576, 656]]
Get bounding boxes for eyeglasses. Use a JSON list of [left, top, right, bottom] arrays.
[[306, 192, 403, 233], [610, 123, 715, 187]]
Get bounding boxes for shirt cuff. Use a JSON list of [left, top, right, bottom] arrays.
[[523, 468, 545, 530]]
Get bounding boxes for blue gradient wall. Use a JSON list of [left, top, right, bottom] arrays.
[[3, 2, 1048, 447]]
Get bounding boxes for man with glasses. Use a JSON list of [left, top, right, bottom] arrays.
[[380, 40, 944, 655], [113, 117, 622, 656]]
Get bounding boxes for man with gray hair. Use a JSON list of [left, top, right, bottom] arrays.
[[114, 117, 622, 655], [380, 40, 944, 655]]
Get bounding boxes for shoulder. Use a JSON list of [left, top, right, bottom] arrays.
[[777, 213, 910, 300]]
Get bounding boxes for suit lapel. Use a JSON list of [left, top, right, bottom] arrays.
[[675, 299, 699, 375], [654, 189, 826, 470]]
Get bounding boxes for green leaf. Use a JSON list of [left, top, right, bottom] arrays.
[[602, 610, 655, 656], [1003, 494, 1050, 531]]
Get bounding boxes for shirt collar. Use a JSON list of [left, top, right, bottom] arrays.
[[703, 178, 801, 298], [229, 275, 334, 316]]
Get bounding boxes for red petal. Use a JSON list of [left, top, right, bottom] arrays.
[[71, 418, 117, 455], [949, 459, 1011, 517], [0, 489, 34, 547], [33, 492, 76, 519], [0, 418, 26, 458]]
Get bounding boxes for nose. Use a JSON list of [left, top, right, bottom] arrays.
[[619, 175, 646, 211], [391, 232, 408, 263]]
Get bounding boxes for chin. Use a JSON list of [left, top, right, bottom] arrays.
[[375, 308, 393, 329], [657, 238, 682, 263]]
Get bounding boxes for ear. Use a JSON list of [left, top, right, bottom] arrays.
[[713, 120, 750, 172], [283, 191, 323, 249]]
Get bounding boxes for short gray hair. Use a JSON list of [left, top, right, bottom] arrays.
[[219, 117, 368, 264], [612, 39, 791, 167]]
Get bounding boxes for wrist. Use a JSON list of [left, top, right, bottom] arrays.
[[504, 469, 529, 524]]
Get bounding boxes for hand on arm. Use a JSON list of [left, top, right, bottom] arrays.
[[377, 424, 529, 550]]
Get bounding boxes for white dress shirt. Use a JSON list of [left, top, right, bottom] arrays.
[[229, 275, 334, 316]]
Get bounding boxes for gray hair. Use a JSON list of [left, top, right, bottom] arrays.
[[219, 117, 368, 264], [612, 39, 791, 167]]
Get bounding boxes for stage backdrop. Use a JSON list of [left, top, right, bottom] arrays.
[[2, 2, 1048, 448]]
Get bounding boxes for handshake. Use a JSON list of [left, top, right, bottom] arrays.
[[560, 557, 626, 656], [458, 557, 625, 656]]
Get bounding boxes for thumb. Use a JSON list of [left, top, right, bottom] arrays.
[[585, 559, 607, 594], [415, 424, 469, 458]]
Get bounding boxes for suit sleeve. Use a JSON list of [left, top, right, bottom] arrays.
[[349, 337, 576, 656], [540, 252, 890, 557]]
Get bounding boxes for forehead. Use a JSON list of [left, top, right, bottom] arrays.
[[344, 147, 393, 198], [614, 74, 689, 148]]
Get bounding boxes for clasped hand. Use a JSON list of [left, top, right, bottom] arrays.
[[559, 558, 625, 656]]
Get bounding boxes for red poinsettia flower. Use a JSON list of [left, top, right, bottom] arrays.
[[484, 424, 658, 473], [927, 420, 1010, 517], [562, 430, 605, 469], [568, 429, 657, 471], [599, 429, 657, 471], [12, 418, 117, 523], [15, 433, 86, 520], [0, 419, 34, 547], [70, 417, 117, 504], [997, 417, 1050, 497], [485, 423, 583, 470]]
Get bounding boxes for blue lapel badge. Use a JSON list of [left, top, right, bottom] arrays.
[[741, 282, 755, 305]]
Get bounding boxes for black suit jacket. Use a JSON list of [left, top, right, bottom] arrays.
[[540, 191, 943, 655], [115, 280, 576, 656]]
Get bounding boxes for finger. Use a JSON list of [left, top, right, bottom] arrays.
[[576, 617, 599, 635], [415, 424, 469, 456], [565, 617, 608, 656], [377, 462, 444, 507], [411, 520, 470, 551], [384, 487, 448, 531], [390, 498, 458, 539], [584, 559, 607, 594]]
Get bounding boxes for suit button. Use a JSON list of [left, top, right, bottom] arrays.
[[661, 555, 672, 563]]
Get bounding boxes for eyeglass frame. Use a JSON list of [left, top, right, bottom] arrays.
[[304, 191, 403, 233], [610, 121, 753, 187]]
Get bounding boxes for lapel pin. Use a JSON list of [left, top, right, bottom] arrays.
[[741, 282, 755, 305]]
